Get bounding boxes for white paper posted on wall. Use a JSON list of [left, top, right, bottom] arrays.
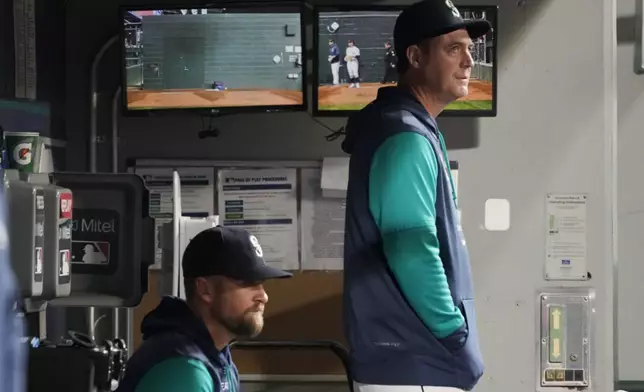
[[544, 193, 588, 280], [217, 168, 299, 270], [300, 168, 345, 270], [135, 167, 215, 268]]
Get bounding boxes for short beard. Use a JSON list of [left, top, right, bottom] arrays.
[[218, 309, 264, 338]]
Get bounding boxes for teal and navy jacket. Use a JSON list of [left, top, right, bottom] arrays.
[[116, 296, 239, 392], [341, 86, 484, 390]]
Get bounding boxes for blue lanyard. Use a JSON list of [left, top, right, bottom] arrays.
[[225, 365, 235, 392]]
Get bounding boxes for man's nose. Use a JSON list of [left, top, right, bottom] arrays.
[[463, 49, 474, 67], [257, 285, 269, 304]]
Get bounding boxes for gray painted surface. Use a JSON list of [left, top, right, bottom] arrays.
[[1, 0, 66, 139], [617, 0, 644, 383], [0, 0, 14, 98], [141, 14, 303, 91]]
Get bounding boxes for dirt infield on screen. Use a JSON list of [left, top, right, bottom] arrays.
[[317, 80, 493, 111], [126, 88, 303, 109]]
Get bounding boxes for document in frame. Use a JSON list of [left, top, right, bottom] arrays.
[[300, 168, 345, 270], [134, 167, 215, 268], [218, 168, 299, 270]]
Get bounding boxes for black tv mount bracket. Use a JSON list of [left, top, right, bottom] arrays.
[[198, 111, 228, 139]]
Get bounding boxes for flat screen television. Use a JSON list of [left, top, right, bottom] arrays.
[[119, 3, 306, 114], [312, 5, 497, 117]]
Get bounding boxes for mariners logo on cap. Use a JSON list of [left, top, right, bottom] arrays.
[[445, 0, 460, 17], [249, 235, 264, 258]]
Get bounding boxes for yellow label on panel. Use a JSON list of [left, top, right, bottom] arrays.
[[552, 308, 561, 330], [549, 305, 565, 363]]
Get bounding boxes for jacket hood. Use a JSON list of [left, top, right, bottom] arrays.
[[341, 100, 383, 155], [141, 296, 232, 364], [340, 111, 361, 155], [341, 86, 428, 155]]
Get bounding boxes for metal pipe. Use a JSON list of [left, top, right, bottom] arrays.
[[89, 35, 118, 174], [111, 91, 120, 340], [232, 340, 354, 391], [88, 307, 96, 340], [112, 308, 120, 341], [88, 34, 119, 342], [112, 86, 121, 174], [126, 308, 134, 357], [111, 86, 134, 352]]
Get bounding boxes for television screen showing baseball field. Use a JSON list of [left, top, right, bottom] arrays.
[[122, 7, 305, 111], [315, 7, 496, 114]]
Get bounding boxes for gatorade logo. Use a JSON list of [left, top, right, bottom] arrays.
[[13, 142, 32, 165], [60, 193, 73, 219]]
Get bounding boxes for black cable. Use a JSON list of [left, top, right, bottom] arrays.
[[308, 115, 346, 141], [196, 111, 347, 142], [198, 112, 224, 139]]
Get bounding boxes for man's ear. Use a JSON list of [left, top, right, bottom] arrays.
[[195, 277, 214, 304], [406, 45, 422, 69]]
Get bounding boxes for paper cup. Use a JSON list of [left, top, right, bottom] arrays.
[[3, 131, 42, 172]]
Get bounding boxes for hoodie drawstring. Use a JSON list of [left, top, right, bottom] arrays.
[[225, 364, 235, 392], [437, 131, 458, 209]]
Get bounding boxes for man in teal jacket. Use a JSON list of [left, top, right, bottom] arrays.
[[341, 0, 491, 390], [116, 226, 292, 392]]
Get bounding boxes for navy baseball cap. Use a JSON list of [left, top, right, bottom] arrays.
[[182, 226, 293, 282], [394, 0, 492, 55]]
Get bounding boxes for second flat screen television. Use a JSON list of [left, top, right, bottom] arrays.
[[313, 5, 497, 117], [121, 4, 305, 113]]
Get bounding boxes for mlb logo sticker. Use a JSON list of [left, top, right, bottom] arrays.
[[60, 193, 73, 219]]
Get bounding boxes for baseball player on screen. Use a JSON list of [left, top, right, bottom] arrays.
[[382, 41, 398, 84], [328, 39, 341, 85], [345, 40, 361, 88]]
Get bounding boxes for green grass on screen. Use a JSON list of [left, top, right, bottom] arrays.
[[319, 100, 493, 112]]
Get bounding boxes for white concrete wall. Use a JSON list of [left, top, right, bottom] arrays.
[[446, 0, 616, 390], [617, 0, 644, 384]]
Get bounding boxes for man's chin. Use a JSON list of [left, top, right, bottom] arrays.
[[226, 313, 265, 339], [453, 87, 469, 100], [246, 314, 265, 337]]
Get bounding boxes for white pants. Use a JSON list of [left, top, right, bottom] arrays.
[[354, 382, 464, 392], [331, 62, 340, 84], [347, 60, 359, 79]]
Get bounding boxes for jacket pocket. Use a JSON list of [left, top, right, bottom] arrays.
[[437, 321, 468, 352], [459, 299, 480, 353], [453, 298, 485, 389]]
